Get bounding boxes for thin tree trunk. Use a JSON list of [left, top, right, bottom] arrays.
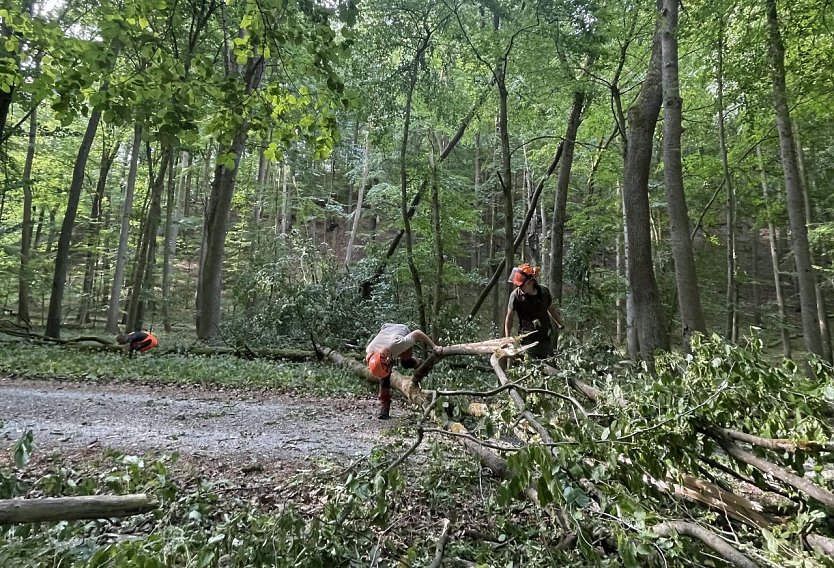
[[660, 0, 706, 346], [622, 32, 669, 359], [766, 0, 823, 357], [17, 102, 36, 324], [757, 145, 791, 358], [793, 121, 832, 362], [549, 88, 587, 303], [126, 147, 172, 332], [45, 107, 104, 339], [107, 124, 142, 334], [45, 207, 56, 254], [161, 153, 180, 332], [345, 131, 370, 265], [250, 145, 267, 257], [716, 25, 737, 342], [429, 141, 444, 337], [498, 80, 513, 303], [401, 37, 431, 331], [620, 182, 639, 356], [280, 163, 290, 235], [32, 206, 45, 251], [614, 227, 625, 345], [79, 138, 119, 325], [751, 225, 761, 327]]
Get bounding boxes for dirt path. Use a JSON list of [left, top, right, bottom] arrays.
[[0, 377, 395, 465]]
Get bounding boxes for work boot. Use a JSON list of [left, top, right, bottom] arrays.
[[377, 402, 391, 420], [378, 386, 392, 420]]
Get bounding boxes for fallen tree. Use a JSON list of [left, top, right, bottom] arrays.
[[0, 494, 158, 524], [319, 332, 834, 566]]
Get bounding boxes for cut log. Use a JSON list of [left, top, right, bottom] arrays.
[[0, 494, 158, 524]]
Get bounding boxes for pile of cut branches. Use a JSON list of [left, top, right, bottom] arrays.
[[322, 332, 834, 567]]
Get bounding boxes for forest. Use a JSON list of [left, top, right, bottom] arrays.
[[1, 0, 834, 566]]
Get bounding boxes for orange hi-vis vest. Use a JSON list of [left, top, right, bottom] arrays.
[[138, 333, 158, 352]]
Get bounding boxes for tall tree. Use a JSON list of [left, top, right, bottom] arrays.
[[196, 56, 263, 339], [106, 124, 142, 333], [660, 0, 706, 346], [715, 22, 737, 342], [621, 33, 669, 359], [16, 97, 36, 325], [45, 105, 105, 338], [765, 0, 823, 358]]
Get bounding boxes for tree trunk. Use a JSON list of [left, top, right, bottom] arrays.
[[401, 37, 431, 331], [126, 147, 172, 332], [793, 121, 832, 363], [45, 108, 103, 339], [250, 145, 267, 257], [197, 56, 265, 341], [751, 225, 761, 327], [79, 138, 119, 325], [757, 146, 791, 358], [161, 154, 180, 332], [622, 33, 669, 359], [45, 207, 56, 254], [0, 494, 157, 524], [17, 103, 36, 324], [106, 124, 142, 334], [620, 182, 639, 356], [549, 88, 587, 303], [279, 163, 290, 235], [32, 206, 45, 250], [497, 78, 513, 303], [345, 131, 370, 265], [765, 0, 823, 357], [430, 141, 444, 337], [716, 25, 737, 342], [660, 0, 706, 346]]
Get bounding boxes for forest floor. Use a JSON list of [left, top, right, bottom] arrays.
[[0, 376, 399, 490]]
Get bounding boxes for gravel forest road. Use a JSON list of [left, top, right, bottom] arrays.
[[0, 377, 392, 465]]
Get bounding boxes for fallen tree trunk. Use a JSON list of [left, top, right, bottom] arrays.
[[0, 494, 158, 524], [702, 425, 834, 508], [651, 521, 758, 568], [2, 336, 357, 362]]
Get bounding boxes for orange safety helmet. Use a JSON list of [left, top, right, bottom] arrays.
[[509, 263, 539, 287], [367, 352, 393, 378]]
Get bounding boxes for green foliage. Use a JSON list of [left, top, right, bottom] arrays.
[[226, 233, 411, 347]]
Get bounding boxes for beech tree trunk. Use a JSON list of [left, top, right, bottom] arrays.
[[766, 0, 823, 358], [17, 103, 36, 324], [660, 0, 706, 346], [549, 88, 587, 303], [161, 155, 180, 332], [106, 124, 142, 334], [196, 55, 264, 340], [345, 132, 370, 265], [620, 182, 639, 356], [793, 121, 832, 363], [716, 26, 738, 342], [400, 35, 431, 331], [79, 138, 119, 325], [429, 141, 444, 337], [126, 147, 172, 332], [45, 107, 104, 339], [757, 146, 791, 358], [621, 33, 669, 359]]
